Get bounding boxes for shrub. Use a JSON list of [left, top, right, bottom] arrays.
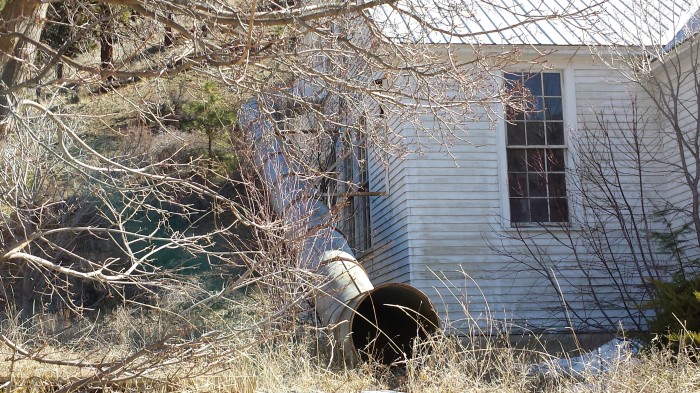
[[648, 216, 700, 348], [181, 81, 237, 159], [648, 276, 700, 347]]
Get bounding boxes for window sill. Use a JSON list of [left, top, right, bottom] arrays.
[[502, 222, 583, 234]]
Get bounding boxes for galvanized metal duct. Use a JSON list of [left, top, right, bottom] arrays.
[[238, 95, 439, 365]]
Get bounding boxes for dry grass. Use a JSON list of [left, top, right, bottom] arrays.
[[0, 310, 384, 392], [403, 334, 700, 393], [2, 301, 699, 393]]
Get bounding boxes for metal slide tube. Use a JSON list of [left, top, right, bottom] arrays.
[[238, 96, 439, 365]]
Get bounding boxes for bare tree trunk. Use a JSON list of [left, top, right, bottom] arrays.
[[20, 265, 38, 321], [164, 13, 174, 47], [100, 18, 115, 87], [0, 0, 48, 134]]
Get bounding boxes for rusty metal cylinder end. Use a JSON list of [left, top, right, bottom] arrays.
[[329, 283, 440, 365]]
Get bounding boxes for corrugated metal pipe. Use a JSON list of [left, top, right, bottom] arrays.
[[238, 93, 439, 365]]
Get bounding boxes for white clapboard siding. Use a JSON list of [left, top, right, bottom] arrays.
[[363, 51, 671, 333], [656, 44, 700, 264], [361, 110, 412, 284]]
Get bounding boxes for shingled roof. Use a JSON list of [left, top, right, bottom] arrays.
[[372, 0, 697, 46]]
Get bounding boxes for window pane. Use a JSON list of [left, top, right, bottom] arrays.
[[510, 198, 529, 222], [507, 122, 526, 145], [545, 97, 563, 120], [550, 198, 569, 222], [546, 122, 564, 145], [506, 106, 524, 121], [527, 149, 546, 172], [546, 148, 566, 172], [507, 149, 527, 172], [543, 73, 561, 96], [524, 73, 542, 96], [530, 198, 549, 222], [508, 173, 528, 197], [548, 173, 567, 197], [526, 97, 545, 120], [528, 173, 547, 197], [527, 122, 545, 145]]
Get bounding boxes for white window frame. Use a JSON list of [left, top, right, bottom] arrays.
[[496, 66, 578, 228]]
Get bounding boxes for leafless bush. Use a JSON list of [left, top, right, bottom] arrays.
[[0, 0, 610, 386]]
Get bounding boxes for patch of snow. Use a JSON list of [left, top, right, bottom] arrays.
[[529, 338, 641, 378]]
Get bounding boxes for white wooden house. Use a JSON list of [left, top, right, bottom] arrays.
[[331, 0, 700, 333]]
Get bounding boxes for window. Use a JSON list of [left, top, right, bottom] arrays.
[[350, 135, 372, 253], [322, 118, 373, 254], [504, 72, 568, 224]]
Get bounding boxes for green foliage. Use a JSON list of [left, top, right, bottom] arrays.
[[0, 0, 6, 13], [182, 81, 237, 158], [651, 216, 700, 279], [648, 276, 700, 347], [648, 214, 700, 348]]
